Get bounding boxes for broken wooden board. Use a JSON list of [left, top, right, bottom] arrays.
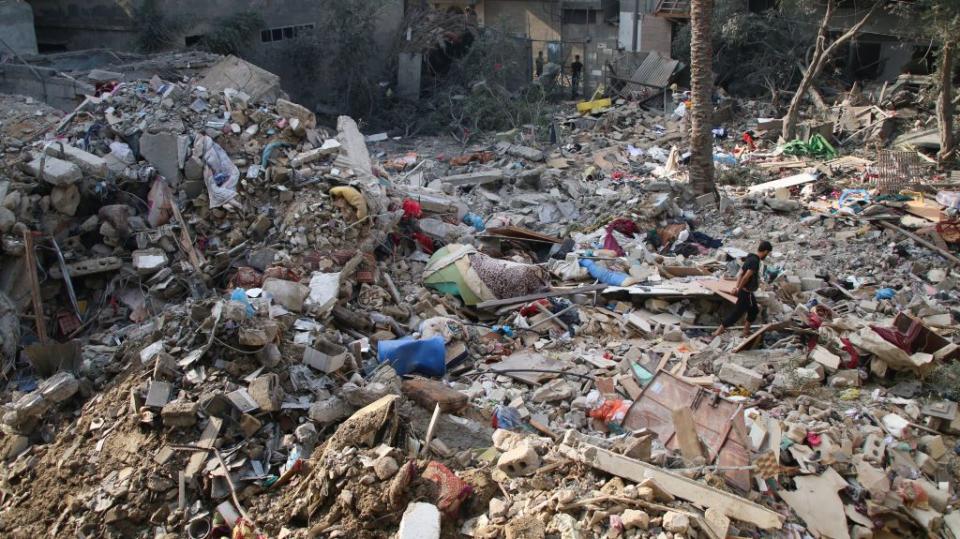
[[671, 407, 705, 461], [732, 321, 791, 353], [485, 350, 562, 385], [778, 467, 850, 539], [559, 432, 783, 530], [696, 279, 739, 304], [747, 172, 818, 193], [622, 371, 751, 491], [185, 417, 223, 478]]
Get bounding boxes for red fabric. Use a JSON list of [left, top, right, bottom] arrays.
[[742, 131, 757, 150], [402, 199, 422, 219], [606, 218, 639, 237], [520, 299, 550, 316], [841, 337, 860, 368], [412, 232, 435, 254], [603, 230, 625, 256], [422, 461, 472, 515]]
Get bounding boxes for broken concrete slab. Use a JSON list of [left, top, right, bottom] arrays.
[[43, 143, 108, 177], [25, 155, 82, 186], [198, 55, 284, 104]]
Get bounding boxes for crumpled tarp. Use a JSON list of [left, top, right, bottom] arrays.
[[194, 135, 240, 208], [423, 244, 547, 306], [782, 134, 838, 159]]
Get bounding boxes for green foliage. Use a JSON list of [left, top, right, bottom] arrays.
[[134, 0, 184, 53], [673, 2, 818, 98], [199, 12, 265, 56]]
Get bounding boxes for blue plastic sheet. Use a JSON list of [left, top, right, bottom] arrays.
[[377, 336, 446, 377]]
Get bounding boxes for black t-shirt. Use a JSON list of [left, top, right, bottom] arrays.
[[742, 253, 761, 292], [571, 61, 583, 76]]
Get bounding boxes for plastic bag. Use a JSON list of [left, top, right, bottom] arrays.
[[194, 135, 240, 209]]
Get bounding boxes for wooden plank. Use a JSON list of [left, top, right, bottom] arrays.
[[672, 407, 705, 460], [877, 220, 960, 267], [185, 417, 222, 478], [22, 231, 47, 344], [476, 284, 608, 310], [558, 435, 783, 530], [732, 321, 790, 353]]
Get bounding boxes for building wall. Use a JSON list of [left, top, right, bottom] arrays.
[[0, 1, 39, 55], [25, 0, 404, 109]]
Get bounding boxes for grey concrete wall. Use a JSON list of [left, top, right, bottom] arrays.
[[0, 64, 93, 111], [0, 1, 39, 55]]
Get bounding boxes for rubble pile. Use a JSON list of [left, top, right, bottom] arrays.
[[0, 48, 959, 539]]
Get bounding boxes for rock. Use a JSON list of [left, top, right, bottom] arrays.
[[621, 509, 649, 530], [374, 455, 399, 480], [497, 445, 540, 477], [718, 362, 764, 391], [248, 374, 282, 412], [132, 248, 169, 275], [0, 207, 15, 233], [50, 184, 80, 215], [262, 278, 309, 312], [504, 515, 545, 539], [43, 143, 109, 176], [489, 497, 508, 519], [38, 372, 79, 403], [3, 434, 30, 460], [398, 502, 440, 539], [308, 396, 351, 423], [140, 132, 183, 183], [532, 378, 575, 402], [662, 512, 689, 533], [26, 155, 82, 185], [161, 400, 198, 427], [828, 369, 860, 388]]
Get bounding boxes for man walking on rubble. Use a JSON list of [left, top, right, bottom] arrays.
[[713, 241, 772, 339], [570, 55, 583, 99], [536, 51, 545, 78]]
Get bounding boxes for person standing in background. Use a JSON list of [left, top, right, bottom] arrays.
[[570, 55, 583, 99], [535, 51, 545, 78]]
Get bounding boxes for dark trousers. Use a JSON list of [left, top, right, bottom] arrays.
[[571, 75, 580, 97], [723, 289, 759, 328]]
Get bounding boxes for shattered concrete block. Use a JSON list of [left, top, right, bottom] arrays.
[[132, 248, 169, 275], [222, 300, 250, 322], [239, 320, 279, 347], [532, 378, 575, 403], [10, 391, 51, 424], [43, 143, 108, 177], [0, 207, 15, 234], [621, 509, 650, 530], [497, 445, 540, 476], [801, 277, 824, 291], [718, 362, 764, 392], [38, 372, 79, 403], [374, 455, 399, 480], [161, 400, 198, 428], [276, 98, 317, 129], [50, 184, 80, 216], [139, 132, 181, 183], [398, 502, 440, 539], [920, 435, 947, 461], [828, 369, 860, 388], [662, 512, 690, 533], [289, 139, 340, 168], [3, 434, 30, 460], [308, 396, 351, 423], [26, 155, 82, 186], [262, 278, 309, 312], [248, 373, 282, 412]]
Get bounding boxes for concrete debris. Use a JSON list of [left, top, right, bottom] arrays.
[[0, 22, 958, 539]]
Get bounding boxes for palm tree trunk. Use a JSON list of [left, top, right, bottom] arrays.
[[689, 0, 715, 195], [938, 39, 956, 164]]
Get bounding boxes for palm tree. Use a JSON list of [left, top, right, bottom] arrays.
[[689, 0, 715, 195]]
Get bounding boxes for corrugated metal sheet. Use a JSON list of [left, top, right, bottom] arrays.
[[627, 51, 680, 89]]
